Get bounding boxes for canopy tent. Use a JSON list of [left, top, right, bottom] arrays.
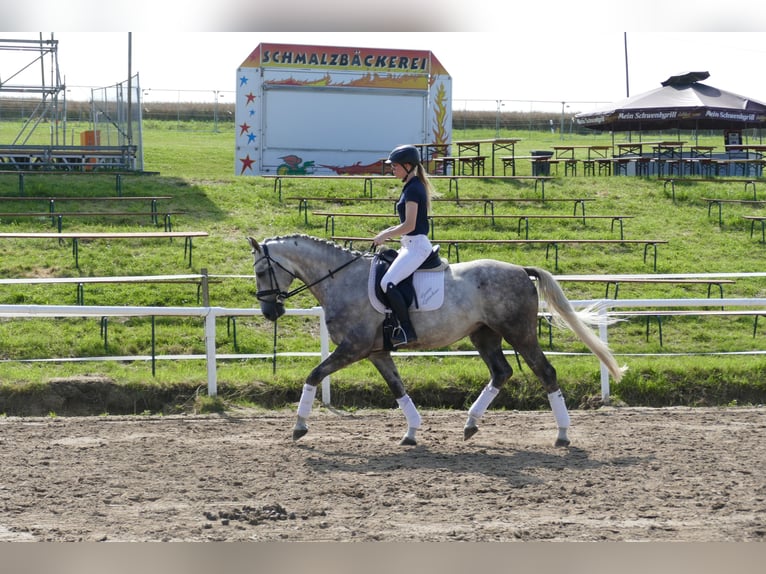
[[574, 72, 766, 134]]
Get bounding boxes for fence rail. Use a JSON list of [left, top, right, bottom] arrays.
[[2, 297, 766, 404]]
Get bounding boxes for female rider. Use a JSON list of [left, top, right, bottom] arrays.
[[373, 144, 435, 347]]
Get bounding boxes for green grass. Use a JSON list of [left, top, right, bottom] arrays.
[[1, 119, 765, 413]]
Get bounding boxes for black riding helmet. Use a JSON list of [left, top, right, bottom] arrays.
[[386, 144, 421, 180]]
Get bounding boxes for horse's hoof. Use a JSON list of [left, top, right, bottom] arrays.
[[399, 436, 417, 446], [463, 425, 479, 441], [293, 428, 308, 441], [554, 438, 571, 447]]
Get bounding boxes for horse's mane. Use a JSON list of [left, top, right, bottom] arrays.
[[264, 233, 370, 260]]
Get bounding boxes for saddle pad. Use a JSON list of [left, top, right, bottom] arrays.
[[368, 266, 445, 314]]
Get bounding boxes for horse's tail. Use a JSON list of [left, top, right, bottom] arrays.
[[525, 266, 626, 382]]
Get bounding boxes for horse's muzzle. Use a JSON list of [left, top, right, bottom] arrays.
[[261, 300, 286, 321]]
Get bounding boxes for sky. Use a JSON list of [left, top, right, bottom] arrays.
[[3, 4, 766, 116]]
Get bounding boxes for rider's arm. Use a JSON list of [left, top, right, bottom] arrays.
[[373, 201, 418, 245]]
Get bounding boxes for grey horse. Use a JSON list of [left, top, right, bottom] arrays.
[[248, 234, 624, 447]]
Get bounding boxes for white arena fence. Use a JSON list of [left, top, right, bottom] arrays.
[[0, 305, 331, 403], [1, 297, 766, 404]]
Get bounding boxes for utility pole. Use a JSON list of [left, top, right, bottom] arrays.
[[495, 100, 503, 138], [127, 32, 132, 145], [624, 32, 630, 97], [560, 102, 566, 140]]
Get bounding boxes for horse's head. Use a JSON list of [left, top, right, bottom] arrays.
[[248, 236, 292, 321]]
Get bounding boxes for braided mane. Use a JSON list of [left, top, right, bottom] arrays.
[[264, 233, 370, 259]]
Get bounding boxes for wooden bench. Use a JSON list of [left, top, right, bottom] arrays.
[[314, 211, 632, 240], [555, 275, 735, 299], [499, 155, 564, 176], [263, 174, 397, 200], [332, 236, 667, 271], [266, 174, 554, 202], [612, 309, 766, 346], [432, 155, 488, 176], [0, 231, 208, 268], [428, 175, 555, 201], [0, 144, 138, 173], [0, 196, 173, 217], [662, 178, 759, 202], [580, 157, 637, 177], [434, 213, 632, 240], [595, 158, 615, 176], [510, 215, 632, 240], [0, 170, 159, 196], [710, 158, 765, 178], [611, 156, 638, 176], [0, 211, 184, 232], [287, 195, 595, 223], [701, 197, 766, 227], [0, 273, 217, 306], [743, 215, 766, 243]]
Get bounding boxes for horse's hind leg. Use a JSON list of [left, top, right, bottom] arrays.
[[464, 327, 514, 440], [367, 351, 422, 446], [510, 337, 571, 447]]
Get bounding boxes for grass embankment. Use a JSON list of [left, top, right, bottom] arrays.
[[0, 121, 764, 414]]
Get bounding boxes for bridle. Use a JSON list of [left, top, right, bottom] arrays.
[[253, 240, 371, 375], [254, 242, 370, 304]]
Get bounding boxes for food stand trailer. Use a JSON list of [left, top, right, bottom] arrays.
[[235, 43, 451, 176]]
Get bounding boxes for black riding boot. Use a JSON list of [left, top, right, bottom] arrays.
[[385, 282, 417, 347]]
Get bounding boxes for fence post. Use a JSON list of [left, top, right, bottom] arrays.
[[318, 307, 331, 405], [200, 268, 209, 307], [205, 309, 217, 396], [599, 303, 611, 403]]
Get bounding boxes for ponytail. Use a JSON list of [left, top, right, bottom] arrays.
[[415, 163, 435, 211]]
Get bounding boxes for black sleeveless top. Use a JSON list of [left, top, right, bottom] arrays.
[[396, 177, 429, 236]]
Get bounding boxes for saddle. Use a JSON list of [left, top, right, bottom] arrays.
[[372, 246, 447, 351], [372, 246, 445, 311]]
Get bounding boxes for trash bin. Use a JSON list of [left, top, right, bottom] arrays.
[[530, 150, 553, 176]]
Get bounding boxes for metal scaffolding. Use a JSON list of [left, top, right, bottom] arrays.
[[0, 33, 66, 145], [0, 33, 143, 171]]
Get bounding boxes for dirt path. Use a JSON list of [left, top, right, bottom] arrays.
[[0, 406, 764, 541]]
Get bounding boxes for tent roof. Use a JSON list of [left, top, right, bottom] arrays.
[[575, 72, 766, 131]]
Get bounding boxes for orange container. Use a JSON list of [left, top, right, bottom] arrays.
[[80, 130, 101, 146], [80, 130, 101, 170]]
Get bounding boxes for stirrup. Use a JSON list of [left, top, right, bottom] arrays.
[[391, 324, 416, 347], [390, 325, 408, 347]]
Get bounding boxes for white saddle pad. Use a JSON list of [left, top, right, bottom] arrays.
[[368, 265, 446, 314]]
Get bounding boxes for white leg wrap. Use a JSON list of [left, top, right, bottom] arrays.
[[467, 384, 500, 420], [548, 389, 570, 429], [396, 395, 421, 429], [297, 384, 317, 419]]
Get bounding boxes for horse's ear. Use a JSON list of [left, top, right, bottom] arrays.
[[247, 236, 261, 253]]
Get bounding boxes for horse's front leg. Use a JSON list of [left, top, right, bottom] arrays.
[[293, 340, 367, 441], [367, 351, 421, 446]]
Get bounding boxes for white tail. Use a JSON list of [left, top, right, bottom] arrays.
[[528, 267, 626, 382]]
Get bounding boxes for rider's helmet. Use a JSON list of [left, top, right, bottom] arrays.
[[386, 144, 421, 166]]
